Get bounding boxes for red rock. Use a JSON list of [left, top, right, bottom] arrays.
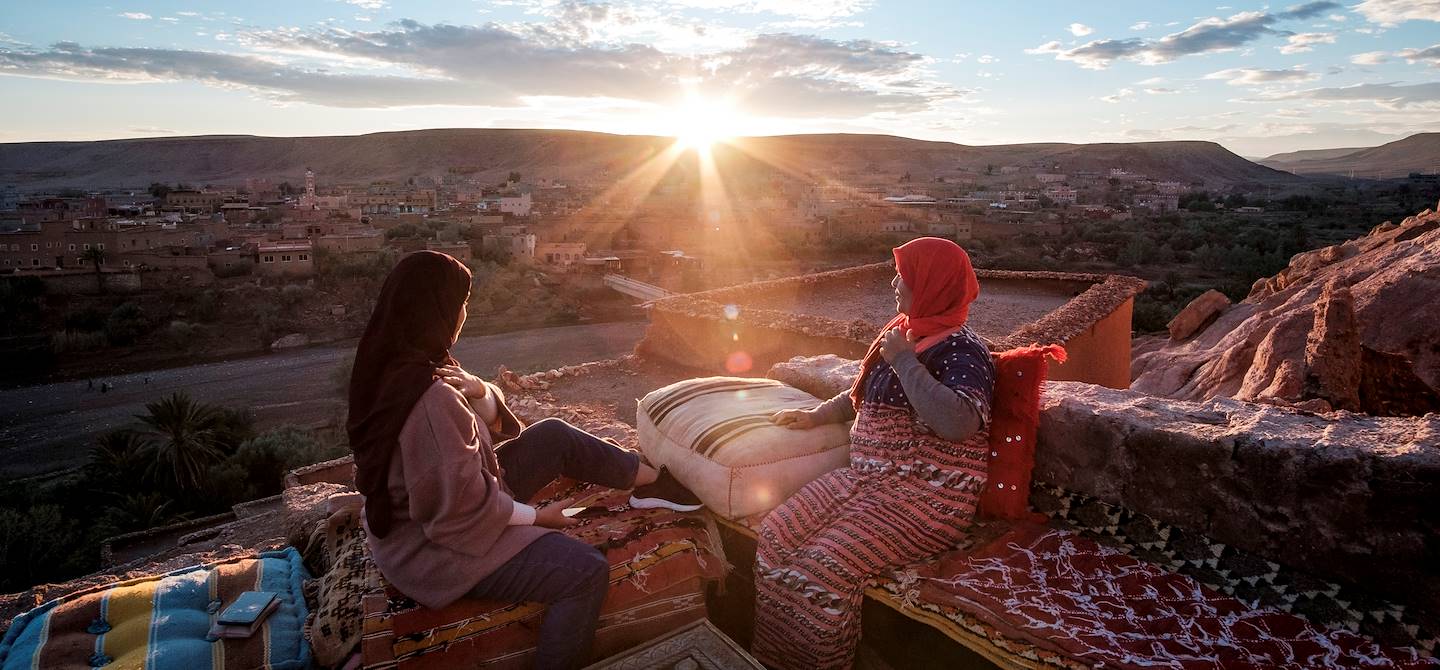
[[1133, 203, 1440, 416], [1167, 289, 1231, 341]]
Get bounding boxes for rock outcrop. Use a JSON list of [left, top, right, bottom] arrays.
[[1132, 203, 1440, 415], [1166, 289, 1230, 341]]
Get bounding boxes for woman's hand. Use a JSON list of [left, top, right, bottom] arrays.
[[879, 326, 918, 363], [770, 408, 819, 430], [534, 500, 579, 529], [437, 364, 487, 399]]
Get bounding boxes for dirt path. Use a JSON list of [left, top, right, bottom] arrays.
[[0, 321, 649, 480]]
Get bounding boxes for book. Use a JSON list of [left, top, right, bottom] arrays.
[[209, 591, 280, 639]]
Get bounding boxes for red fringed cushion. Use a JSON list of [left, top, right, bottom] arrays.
[[977, 344, 1065, 521]]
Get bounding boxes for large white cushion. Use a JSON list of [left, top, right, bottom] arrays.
[[637, 377, 851, 520]]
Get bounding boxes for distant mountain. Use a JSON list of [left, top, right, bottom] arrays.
[[1257, 133, 1440, 178], [0, 129, 1301, 190], [1260, 146, 1372, 166]]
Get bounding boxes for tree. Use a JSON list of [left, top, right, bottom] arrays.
[[79, 247, 106, 294], [148, 182, 172, 199], [104, 302, 149, 346], [507, 171, 522, 184], [135, 392, 225, 491]]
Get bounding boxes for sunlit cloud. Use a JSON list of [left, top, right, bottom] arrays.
[[1352, 0, 1440, 26], [1205, 66, 1319, 86], [1350, 50, 1390, 64], [1069, 23, 1093, 37], [1397, 44, 1440, 67], [1027, 2, 1341, 69], [1279, 32, 1335, 54]]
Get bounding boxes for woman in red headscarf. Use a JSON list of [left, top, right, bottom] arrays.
[[754, 238, 996, 670]]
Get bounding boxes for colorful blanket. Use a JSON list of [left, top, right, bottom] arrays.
[[884, 524, 1437, 670], [0, 548, 311, 670], [360, 479, 728, 669]]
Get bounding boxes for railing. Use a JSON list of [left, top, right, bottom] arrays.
[[604, 273, 673, 301]]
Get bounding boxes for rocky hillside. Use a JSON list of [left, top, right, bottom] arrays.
[[1258, 133, 1440, 178], [1131, 202, 1440, 415], [0, 129, 1300, 190]]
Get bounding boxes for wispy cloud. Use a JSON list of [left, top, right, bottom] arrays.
[[1129, 21, 1151, 30], [1205, 66, 1319, 86], [1027, 2, 1341, 69], [1279, 32, 1335, 54], [0, 20, 960, 118], [118, 12, 152, 20], [1350, 50, 1390, 64], [1260, 81, 1440, 109], [1100, 87, 1134, 103], [1397, 43, 1440, 67], [1353, 0, 1440, 26]]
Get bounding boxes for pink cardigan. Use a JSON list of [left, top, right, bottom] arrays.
[[362, 380, 552, 609]]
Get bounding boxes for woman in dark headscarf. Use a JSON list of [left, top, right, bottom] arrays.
[[347, 251, 691, 669], [755, 237, 997, 670]]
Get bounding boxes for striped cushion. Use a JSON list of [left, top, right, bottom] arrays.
[[638, 377, 851, 520], [0, 548, 311, 670]]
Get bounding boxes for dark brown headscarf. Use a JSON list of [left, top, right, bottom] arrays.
[[348, 251, 473, 538]]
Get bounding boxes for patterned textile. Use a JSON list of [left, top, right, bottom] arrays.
[[359, 479, 727, 669], [636, 377, 852, 519], [1030, 483, 1439, 656], [978, 345, 1065, 521], [308, 502, 383, 668], [752, 403, 993, 670], [0, 548, 311, 670], [884, 523, 1438, 670]]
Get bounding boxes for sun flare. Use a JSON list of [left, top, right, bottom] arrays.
[[669, 94, 735, 153]]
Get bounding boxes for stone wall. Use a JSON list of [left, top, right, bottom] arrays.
[[767, 355, 1440, 617], [1037, 381, 1440, 617]]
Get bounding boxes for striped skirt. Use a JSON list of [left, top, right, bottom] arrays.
[[752, 404, 988, 670]]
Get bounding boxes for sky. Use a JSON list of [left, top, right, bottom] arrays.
[[0, 0, 1438, 157]]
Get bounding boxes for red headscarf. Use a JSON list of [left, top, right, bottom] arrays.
[[348, 251, 472, 538], [850, 237, 980, 408]]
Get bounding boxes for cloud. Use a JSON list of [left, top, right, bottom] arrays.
[[662, 0, 872, 20], [1350, 50, 1390, 64], [1100, 87, 1134, 103], [1069, 23, 1093, 37], [1353, 0, 1440, 26], [1027, 2, 1341, 69], [1204, 66, 1319, 86], [1144, 87, 1179, 94], [1328, 13, 1348, 21], [119, 12, 152, 20], [1260, 81, 1440, 109], [976, 54, 997, 64], [1130, 21, 1151, 30], [1397, 43, 1440, 67], [346, 0, 388, 8], [1279, 32, 1335, 54], [0, 22, 959, 118]]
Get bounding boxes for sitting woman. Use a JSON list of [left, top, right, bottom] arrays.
[[755, 237, 996, 669], [347, 251, 694, 670]]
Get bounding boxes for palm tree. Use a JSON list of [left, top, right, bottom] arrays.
[[136, 392, 224, 491], [79, 246, 106, 295], [88, 430, 148, 487]]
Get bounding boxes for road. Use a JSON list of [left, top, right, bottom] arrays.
[[0, 321, 649, 480]]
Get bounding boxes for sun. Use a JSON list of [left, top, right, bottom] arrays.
[[669, 94, 734, 153]]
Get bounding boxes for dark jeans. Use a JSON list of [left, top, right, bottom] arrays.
[[468, 418, 641, 669]]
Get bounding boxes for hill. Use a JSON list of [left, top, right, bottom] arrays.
[[1259, 146, 1372, 167], [0, 129, 1300, 190], [1256, 133, 1440, 178]]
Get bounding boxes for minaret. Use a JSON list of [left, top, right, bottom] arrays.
[[302, 168, 317, 208]]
